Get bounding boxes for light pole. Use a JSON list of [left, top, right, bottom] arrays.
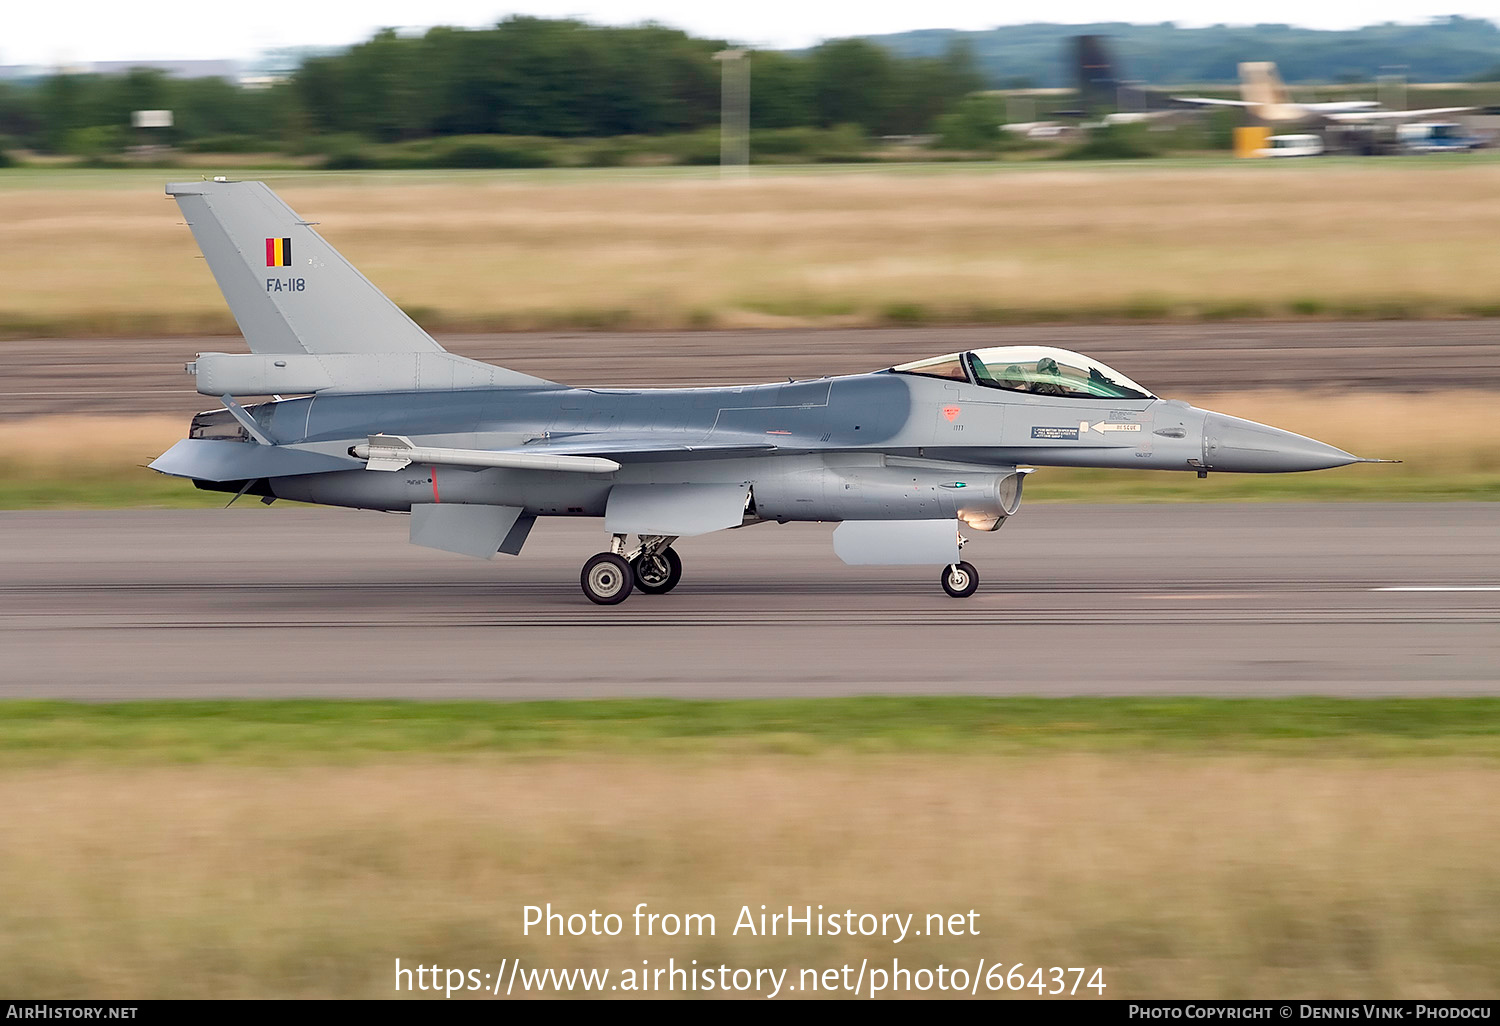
[[714, 48, 750, 179], [1007, 94, 1035, 126], [1379, 65, 1408, 112]]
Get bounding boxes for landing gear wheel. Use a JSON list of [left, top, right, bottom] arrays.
[[941, 561, 979, 599], [631, 547, 682, 595], [581, 552, 634, 605]]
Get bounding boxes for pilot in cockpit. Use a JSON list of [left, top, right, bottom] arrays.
[[999, 364, 1027, 390], [1030, 356, 1066, 396]]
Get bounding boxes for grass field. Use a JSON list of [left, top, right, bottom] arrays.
[[2, 699, 1500, 998], [1, 390, 1492, 509], [3, 159, 1500, 335]]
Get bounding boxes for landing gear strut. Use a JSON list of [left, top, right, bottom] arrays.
[[941, 560, 979, 599], [580, 534, 682, 603]]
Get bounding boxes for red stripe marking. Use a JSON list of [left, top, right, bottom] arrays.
[[265, 238, 275, 266], [431, 465, 440, 503]]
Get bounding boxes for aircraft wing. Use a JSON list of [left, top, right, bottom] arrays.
[[1171, 96, 1255, 108], [1102, 110, 1182, 124], [151, 438, 362, 482], [1304, 101, 1381, 113], [1326, 106, 1477, 122]]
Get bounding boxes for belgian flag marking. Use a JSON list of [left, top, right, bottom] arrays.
[[265, 237, 292, 267]]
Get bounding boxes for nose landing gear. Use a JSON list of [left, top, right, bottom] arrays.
[[580, 534, 681, 603], [941, 560, 979, 599]]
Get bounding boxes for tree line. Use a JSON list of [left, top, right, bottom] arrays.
[[872, 17, 1500, 88], [2, 15, 1495, 159], [0, 18, 982, 154]]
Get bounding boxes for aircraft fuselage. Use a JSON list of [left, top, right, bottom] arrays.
[[202, 370, 1355, 524]]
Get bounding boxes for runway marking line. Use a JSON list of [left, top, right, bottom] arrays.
[[1374, 586, 1500, 592]]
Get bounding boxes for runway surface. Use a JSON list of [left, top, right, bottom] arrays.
[[2, 504, 1496, 699], [7, 321, 1499, 417]]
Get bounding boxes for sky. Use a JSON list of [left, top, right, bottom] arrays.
[[5, 1, 1500, 66]]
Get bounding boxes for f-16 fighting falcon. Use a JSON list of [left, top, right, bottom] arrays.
[[150, 180, 1394, 603]]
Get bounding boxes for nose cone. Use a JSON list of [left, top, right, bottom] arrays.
[[1203, 412, 1360, 473]]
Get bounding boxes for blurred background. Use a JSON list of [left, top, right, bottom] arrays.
[[3, 13, 1500, 168]]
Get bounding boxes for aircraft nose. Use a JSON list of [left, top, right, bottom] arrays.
[[1202, 412, 1360, 473]]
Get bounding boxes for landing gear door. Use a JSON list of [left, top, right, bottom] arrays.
[[605, 483, 750, 537]]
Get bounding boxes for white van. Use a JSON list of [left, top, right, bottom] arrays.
[[1258, 134, 1324, 157]]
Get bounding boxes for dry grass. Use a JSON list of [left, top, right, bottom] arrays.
[[0, 415, 184, 474], [12, 393, 1482, 476], [0, 754, 1497, 998], [1189, 391, 1497, 475], [1032, 390, 1500, 501], [4, 164, 1500, 333], [1023, 389, 1498, 502], [0, 391, 1492, 507], [0, 415, 216, 508]]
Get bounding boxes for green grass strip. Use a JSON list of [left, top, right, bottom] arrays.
[[3, 698, 1500, 764]]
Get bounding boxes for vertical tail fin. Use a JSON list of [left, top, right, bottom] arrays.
[[1239, 62, 1291, 109], [167, 180, 444, 356], [1074, 35, 1120, 112]]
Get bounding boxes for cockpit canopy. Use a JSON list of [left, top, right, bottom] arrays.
[[891, 346, 1155, 401]]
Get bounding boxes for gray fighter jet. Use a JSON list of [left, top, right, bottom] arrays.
[[150, 180, 1393, 603]]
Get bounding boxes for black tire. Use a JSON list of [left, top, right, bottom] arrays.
[[941, 561, 979, 599], [631, 547, 683, 595], [581, 552, 634, 605]]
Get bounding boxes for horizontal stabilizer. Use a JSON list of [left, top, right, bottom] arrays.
[[150, 438, 360, 482], [354, 434, 620, 474]]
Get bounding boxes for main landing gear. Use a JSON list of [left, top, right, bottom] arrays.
[[580, 552, 633, 605], [631, 546, 682, 595], [580, 534, 682, 604]]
